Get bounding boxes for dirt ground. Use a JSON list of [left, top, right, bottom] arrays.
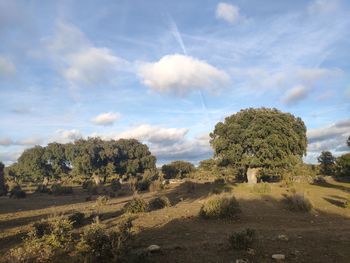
[[0, 177, 349, 263]]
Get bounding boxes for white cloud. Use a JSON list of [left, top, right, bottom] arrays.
[[308, 119, 350, 153], [115, 124, 188, 145], [46, 22, 126, 86], [216, 2, 241, 24], [308, 0, 341, 15], [0, 137, 13, 146], [0, 56, 15, 77], [49, 129, 82, 144], [0, 151, 21, 165], [138, 54, 229, 95], [282, 85, 309, 105], [92, 112, 121, 126], [296, 68, 342, 83], [16, 136, 43, 146]]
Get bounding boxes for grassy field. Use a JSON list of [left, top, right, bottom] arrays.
[[0, 177, 349, 263]]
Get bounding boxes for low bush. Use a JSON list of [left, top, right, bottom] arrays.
[[149, 196, 171, 210], [51, 184, 73, 195], [82, 180, 93, 189], [9, 185, 26, 199], [285, 193, 312, 212], [35, 184, 51, 194], [68, 212, 85, 227], [75, 219, 132, 263], [5, 216, 73, 263], [136, 179, 151, 191], [228, 228, 256, 250], [87, 183, 99, 195], [123, 197, 149, 214], [183, 180, 195, 193], [199, 194, 241, 219], [214, 177, 225, 184], [252, 182, 271, 194], [149, 180, 164, 192], [110, 179, 122, 192]]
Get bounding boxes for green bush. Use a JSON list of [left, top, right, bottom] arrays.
[[51, 184, 73, 195], [9, 185, 26, 198], [228, 228, 256, 250], [252, 182, 271, 194], [285, 193, 312, 212], [123, 197, 149, 214], [149, 196, 171, 210], [199, 195, 241, 219], [68, 212, 85, 227], [6, 216, 73, 263], [76, 219, 132, 263]]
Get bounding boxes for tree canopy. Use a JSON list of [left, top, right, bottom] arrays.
[[317, 151, 336, 175], [8, 138, 156, 183], [161, 160, 195, 179], [209, 108, 307, 169]]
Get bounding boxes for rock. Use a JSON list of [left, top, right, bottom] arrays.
[[272, 254, 285, 261], [235, 259, 249, 263], [147, 245, 160, 253], [247, 248, 255, 255], [278, 234, 289, 241], [247, 168, 259, 184]]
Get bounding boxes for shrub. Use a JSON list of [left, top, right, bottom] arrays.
[[214, 177, 225, 184], [129, 177, 138, 193], [6, 216, 73, 263], [9, 185, 26, 198], [149, 196, 171, 210], [183, 180, 195, 193], [68, 212, 85, 227], [35, 184, 51, 194], [82, 180, 93, 189], [51, 184, 73, 195], [136, 179, 151, 191], [199, 195, 241, 219], [110, 179, 122, 192], [228, 228, 256, 250], [149, 180, 164, 192], [123, 197, 148, 214], [87, 183, 99, 195], [313, 176, 326, 184], [252, 182, 271, 194], [285, 193, 312, 212], [76, 219, 132, 263]]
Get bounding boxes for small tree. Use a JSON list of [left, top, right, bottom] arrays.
[[0, 161, 7, 196], [317, 151, 336, 175], [335, 153, 350, 177], [161, 161, 195, 179]]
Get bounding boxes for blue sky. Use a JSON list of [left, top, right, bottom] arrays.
[[0, 0, 349, 165]]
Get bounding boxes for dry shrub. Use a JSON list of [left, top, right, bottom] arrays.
[[128, 177, 138, 193], [149, 196, 171, 210], [228, 228, 256, 250], [149, 180, 164, 192], [51, 184, 73, 195], [285, 193, 312, 212], [200, 194, 241, 219], [75, 219, 133, 263], [123, 197, 148, 214]]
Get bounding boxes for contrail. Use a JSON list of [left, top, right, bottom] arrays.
[[166, 14, 208, 116]]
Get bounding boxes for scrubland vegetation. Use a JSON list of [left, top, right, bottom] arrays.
[[0, 108, 349, 262]]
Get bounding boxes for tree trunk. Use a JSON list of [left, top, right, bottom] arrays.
[[246, 167, 259, 184], [92, 174, 101, 185], [42, 177, 49, 186]]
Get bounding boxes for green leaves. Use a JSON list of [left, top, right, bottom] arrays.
[[210, 108, 307, 169]]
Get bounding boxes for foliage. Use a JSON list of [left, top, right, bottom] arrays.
[[335, 153, 350, 177], [210, 108, 307, 170], [75, 219, 132, 263], [9, 185, 26, 198], [199, 194, 241, 219], [5, 216, 73, 263], [161, 161, 195, 179], [252, 182, 271, 194], [228, 228, 256, 250], [110, 179, 122, 191], [149, 196, 171, 210], [68, 212, 85, 227], [318, 151, 336, 175], [51, 184, 73, 195], [149, 180, 164, 192], [284, 193, 312, 212], [198, 158, 217, 171], [123, 197, 149, 214], [35, 184, 51, 194], [0, 161, 7, 196], [14, 138, 156, 184]]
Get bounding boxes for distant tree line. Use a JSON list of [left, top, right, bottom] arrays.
[[4, 138, 156, 184]]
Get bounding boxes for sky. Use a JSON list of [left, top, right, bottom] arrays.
[[0, 0, 349, 166]]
